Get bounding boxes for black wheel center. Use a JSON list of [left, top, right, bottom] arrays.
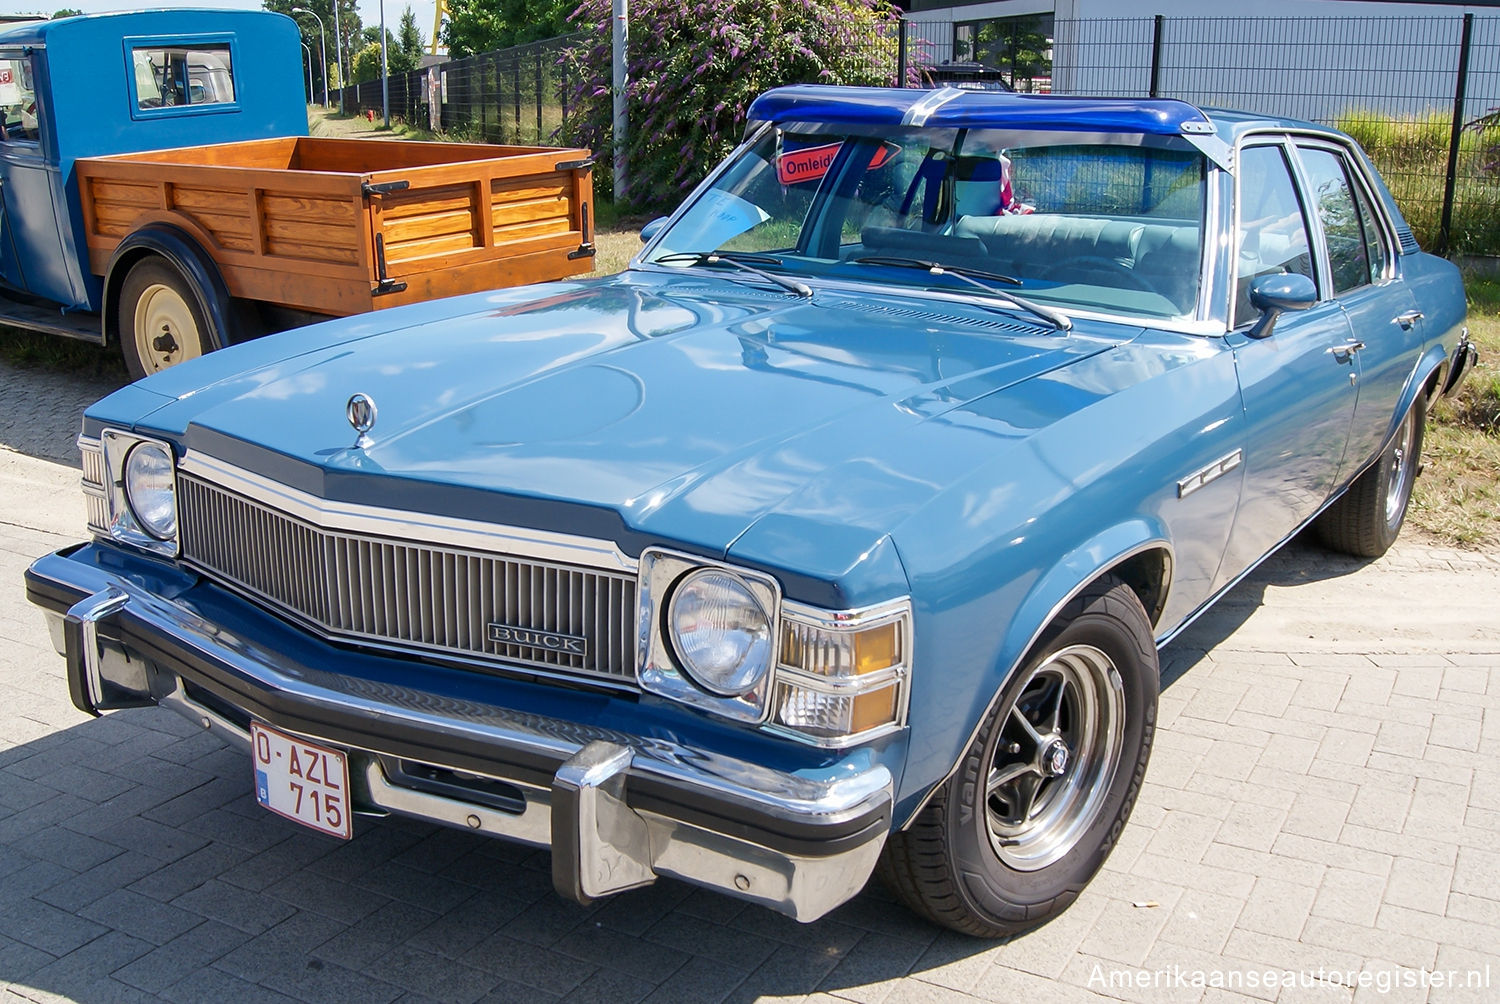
[[153, 326, 179, 355]]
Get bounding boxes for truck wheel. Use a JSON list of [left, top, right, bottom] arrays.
[[878, 576, 1158, 938], [1315, 395, 1426, 558], [119, 258, 210, 378]]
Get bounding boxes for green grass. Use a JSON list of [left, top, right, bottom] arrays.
[[1410, 273, 1500, 546], [1335, 108, 1500, 255], [0, 328, 126, 379]]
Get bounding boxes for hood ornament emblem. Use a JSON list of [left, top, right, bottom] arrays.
[[346, 393, 378, 449]]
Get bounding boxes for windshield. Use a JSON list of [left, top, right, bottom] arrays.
[[644, 121, 1208, 321]]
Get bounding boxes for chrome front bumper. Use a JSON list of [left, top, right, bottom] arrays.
[[26, 548, 893, 923]]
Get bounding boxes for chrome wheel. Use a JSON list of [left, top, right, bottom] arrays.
[[132, 282, 203, 373], [1384, 408, 1418, 527], [878, 576, 1157, 937], [986, 644, 1125, 871]]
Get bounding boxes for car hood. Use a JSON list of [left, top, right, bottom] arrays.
[[123, 273, 1137, 601]]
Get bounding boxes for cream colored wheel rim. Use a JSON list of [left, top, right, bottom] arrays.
[[133, 283, 202, 372]]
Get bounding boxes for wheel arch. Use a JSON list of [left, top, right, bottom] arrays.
[[897, 524, 1172, 830], [102, 224, 238, 353]]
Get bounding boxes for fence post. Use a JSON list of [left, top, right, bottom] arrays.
[[513, 56, 523, 140], [1439, 12, 1474, 257], [535, 48, 544, 142], [897, 19, 908, 87], [1148, 15, 1164, 98]]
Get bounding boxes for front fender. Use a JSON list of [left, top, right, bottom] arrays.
[[101, 223, 240, 351], [894, 520, 1172, 828]]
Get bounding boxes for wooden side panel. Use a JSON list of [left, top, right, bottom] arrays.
[[76, 137, 595, 318], [379, 183, 481, 264], [261, 193, 364, 266]]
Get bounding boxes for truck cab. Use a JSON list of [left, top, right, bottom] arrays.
[[0, 10, 306, 329], [0, 10, 594, 378]]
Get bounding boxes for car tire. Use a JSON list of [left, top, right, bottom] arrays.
[[878, 575, 1158, 937], [1315, 395, 1426, 558], [119, 258, 212, 379]]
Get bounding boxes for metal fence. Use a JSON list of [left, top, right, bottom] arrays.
[[905, 14, 1500, 254], [336, 34, 582, 146], [338, 14, 1500, 254]]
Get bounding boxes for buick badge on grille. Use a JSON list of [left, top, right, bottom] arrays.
[[487, 622, 588, 657], [346, 393, 377, 449]]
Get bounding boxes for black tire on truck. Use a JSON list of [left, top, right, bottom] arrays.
[[117, 257, 213, 379]]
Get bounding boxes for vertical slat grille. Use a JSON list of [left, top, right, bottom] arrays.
[[177, 475, 638, 684]]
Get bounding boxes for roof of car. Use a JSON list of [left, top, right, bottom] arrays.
[[747, 85, 1336, 146]]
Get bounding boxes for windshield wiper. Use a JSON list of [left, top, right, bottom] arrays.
[[853, 255, 1071, 332], [653, 250, 813, 298]]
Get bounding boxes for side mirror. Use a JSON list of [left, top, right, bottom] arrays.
[[1246, 272, 1317, 340], [640, 217, 669, 244]]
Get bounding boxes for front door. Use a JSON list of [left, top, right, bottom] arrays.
[[1219, 141, 1359, 582], [0, 48, 40, 292]]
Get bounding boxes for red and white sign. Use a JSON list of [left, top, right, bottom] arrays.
[[252, 722, 351, 839], [0, 69, 13, 86], [776, 141, 900, 186]]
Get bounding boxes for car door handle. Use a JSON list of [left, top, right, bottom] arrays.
[[1327, 340, 1365, 356], [1394, 310, 1423, 329]]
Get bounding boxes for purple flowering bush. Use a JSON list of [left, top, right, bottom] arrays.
[[561, 0, 907, 210]]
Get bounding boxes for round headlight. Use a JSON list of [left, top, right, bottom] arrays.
[[124, 442, 177, 540], [668, 568, 773, 696]]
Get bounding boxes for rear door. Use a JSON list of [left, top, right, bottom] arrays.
[[1292, 140, 1423, 474]]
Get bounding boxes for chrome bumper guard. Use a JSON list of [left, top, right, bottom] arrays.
[[1442, 329, 1479, 398], [27, 551, 893, 923]]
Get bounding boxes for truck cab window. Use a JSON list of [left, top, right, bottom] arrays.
[[0, 55, 39, 143], [132, 45, 235, 108]]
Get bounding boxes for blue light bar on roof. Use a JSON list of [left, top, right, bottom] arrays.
[[746, 85, 1217, 137]]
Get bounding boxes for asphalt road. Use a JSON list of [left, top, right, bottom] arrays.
[[2, 354, 1498, 1003]]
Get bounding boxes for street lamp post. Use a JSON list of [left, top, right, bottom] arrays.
[[332, 0, 345, 115], [301, 42, 314, 101], [291, 6, 329, 109], [379, 0, 390, 129]]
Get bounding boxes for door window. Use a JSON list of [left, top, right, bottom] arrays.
[[1234, 144, 1314, 326], [0, 53, 38, 144], [1298, 146, 1383, 295]]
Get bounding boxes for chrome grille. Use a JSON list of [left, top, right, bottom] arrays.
[[177, 475, 638, 685]]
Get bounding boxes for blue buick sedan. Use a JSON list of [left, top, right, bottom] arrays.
[[26, 86, 1476, 936]]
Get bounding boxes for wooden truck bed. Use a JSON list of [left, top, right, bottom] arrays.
[[75, 137, 595, 317]]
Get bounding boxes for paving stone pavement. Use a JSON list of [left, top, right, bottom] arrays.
[[1, 359, 1497, 1002]]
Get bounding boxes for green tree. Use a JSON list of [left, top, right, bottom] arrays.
[[442, 0, 572, 60], [562, 0, 905, 209], [263, 1, 363, 96], [351, 41, 383, 83], [52, 8, 83, 17], [391, 6, 424, 73]]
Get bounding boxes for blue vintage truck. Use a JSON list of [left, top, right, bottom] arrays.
[[0, 10, 594, 378]]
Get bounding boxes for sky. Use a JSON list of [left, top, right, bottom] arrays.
[[0, 0, 448, 56]]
